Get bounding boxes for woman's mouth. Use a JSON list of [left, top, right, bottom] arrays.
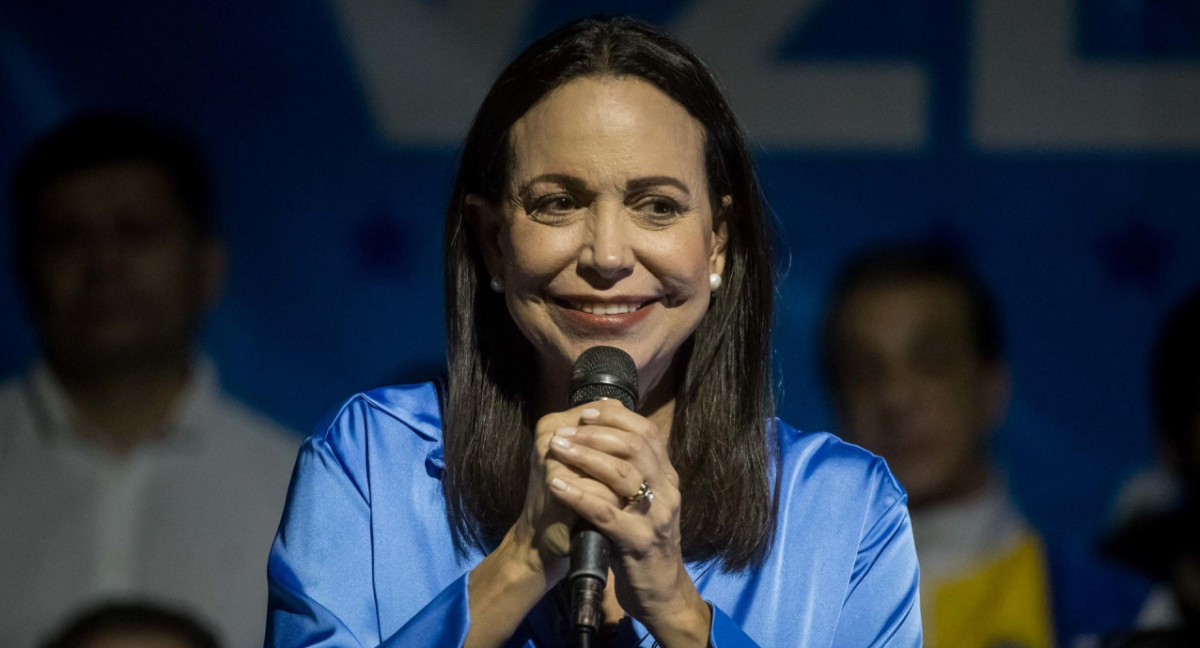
[[553, 297, 658, 331], [564, 299, 649, 315]]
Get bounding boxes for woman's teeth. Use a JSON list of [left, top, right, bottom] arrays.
[[569, 301, 644, 315]]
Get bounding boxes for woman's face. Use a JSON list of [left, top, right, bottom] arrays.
[[473, 75, 727, 400]]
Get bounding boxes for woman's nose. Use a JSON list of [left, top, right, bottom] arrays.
[[577, 208, 634, 283]]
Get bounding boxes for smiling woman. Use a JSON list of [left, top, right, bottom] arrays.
[[471, 75, 725, 423], [266, 16, 921, 648]]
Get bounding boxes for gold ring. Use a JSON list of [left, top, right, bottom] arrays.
[[626, 480, 654, 504]]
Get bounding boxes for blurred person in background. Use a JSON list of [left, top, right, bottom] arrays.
[[41, 601, 220, 648], [820, 242, 1148, 648], [1103, 286, 1200, 635], [0, 114, 298, 648], [1104, 287, 1200, 538]]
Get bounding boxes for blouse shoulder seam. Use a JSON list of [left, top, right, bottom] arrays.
[[312, 385, 440, 445]]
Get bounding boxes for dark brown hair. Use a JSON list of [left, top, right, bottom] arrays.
[[1152, 286, 1200, 480], [442, 16, 776, 570], [11, 113, 214, 294], [820, 241, 1003, 410], [41, 601, 220, 648]]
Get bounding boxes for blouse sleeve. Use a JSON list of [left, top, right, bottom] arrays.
[[709, 603, 762, 647], [265, 428, 471, 647], [830, 458, 923, 647]]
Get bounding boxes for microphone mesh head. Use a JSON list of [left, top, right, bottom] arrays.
[[572, 346, 637, 383], [569, 346, 638, 410]]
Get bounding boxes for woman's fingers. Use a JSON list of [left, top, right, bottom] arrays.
[[582, 404, 674, 472], [552, 431, 678, 495], [544, 456, 622, 507], [577, 402, 668, 459], [538, 400, 678, 515], [534, 403, 697, 639], [546, 440, 676, 538], [531, 400, 681, 557], [549, 475, 657, 553], [547, 432, 646, 501], [533, 410, 586, 455]]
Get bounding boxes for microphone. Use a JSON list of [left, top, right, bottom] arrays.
[[567, 346, 638, 647]]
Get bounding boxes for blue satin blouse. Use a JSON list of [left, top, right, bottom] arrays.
[[265, 383, 921, 646]]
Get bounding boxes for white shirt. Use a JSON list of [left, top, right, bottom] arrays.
[[0, 359, 300, 648], [909, 477, 1028, 584]]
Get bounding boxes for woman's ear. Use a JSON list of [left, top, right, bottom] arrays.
[[464, 194, 505, 279], [710, 195, 731, 277]]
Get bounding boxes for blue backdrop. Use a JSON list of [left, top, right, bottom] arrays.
[[2, 0, 1198, 545]]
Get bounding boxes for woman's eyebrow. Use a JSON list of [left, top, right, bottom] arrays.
[[515, 173, 588, 200], [513, 172, 592, 204], [513, 174, 691, 204], [625, 176, 691, 196]]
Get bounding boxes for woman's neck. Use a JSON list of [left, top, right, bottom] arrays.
[[639, 376, 676, 439]]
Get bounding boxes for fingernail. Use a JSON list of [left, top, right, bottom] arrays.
[[580, 408, 600, 420], [551, 436, 572, 449], [556, 426, 577, 436], [550, 477, 568, 491]]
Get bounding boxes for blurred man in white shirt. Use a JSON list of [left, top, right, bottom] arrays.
[[0, 115, 298, 648]]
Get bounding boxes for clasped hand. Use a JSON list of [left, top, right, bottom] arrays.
[[510, 399, 710, 644]]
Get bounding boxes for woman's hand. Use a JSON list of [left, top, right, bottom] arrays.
[[545, 399, 712, 647], [506, 403, 620, 578], [467, 400, 710, 647], [466, 402, 635, 647]]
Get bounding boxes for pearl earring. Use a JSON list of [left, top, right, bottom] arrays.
[[709, 273, 722, 291], [489, 277, 505, 293]]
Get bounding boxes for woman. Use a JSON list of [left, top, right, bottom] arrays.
[[266, 17, 920, 647]]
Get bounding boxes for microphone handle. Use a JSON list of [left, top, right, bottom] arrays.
[[569, 521, 610, 643], [566, 347, 638, 644]]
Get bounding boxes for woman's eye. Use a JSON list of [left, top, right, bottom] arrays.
[[533, 195, 577, 214], [638, 198, 682, 219]]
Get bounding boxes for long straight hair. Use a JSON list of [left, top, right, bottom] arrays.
[[442, 16, 777, 570]]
